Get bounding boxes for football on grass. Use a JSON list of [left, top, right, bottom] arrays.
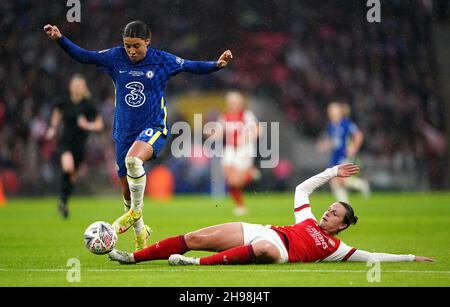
[[84, 221, 117, 255]]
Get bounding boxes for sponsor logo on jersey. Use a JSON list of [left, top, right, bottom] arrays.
[[128, 71, 145, 77], [124, 82, 146, 108], [306, 225, 328, 250], [146, 70, 154, 79]]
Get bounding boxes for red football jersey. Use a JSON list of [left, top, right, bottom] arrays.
[[221, 110, 257, 147], [271, 219, 341, 263]]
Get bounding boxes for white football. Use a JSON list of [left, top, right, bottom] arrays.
[[83, 221, 117, 255]]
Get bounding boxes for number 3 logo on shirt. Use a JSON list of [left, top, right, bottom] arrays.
[[125, 82, 146, 107]]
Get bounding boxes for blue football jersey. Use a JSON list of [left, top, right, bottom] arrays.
[[58, 35, 221, 143], [327, 118, 359, 165]]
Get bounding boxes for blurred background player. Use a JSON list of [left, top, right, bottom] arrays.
[[46, 74, 104, 219], [44, 21, 232, 249], [108, 163, 434, 265], [218, 91, 260, 216], [317, 102, 370, 203]]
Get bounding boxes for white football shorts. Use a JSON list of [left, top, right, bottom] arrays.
[[241, 222, 289, 263], [222, 145, 256, 171]]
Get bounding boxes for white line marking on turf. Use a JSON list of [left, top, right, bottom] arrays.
[[1, 268, 449, 274]]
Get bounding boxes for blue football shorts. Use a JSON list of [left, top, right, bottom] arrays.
[[115, 127, 168, 177]]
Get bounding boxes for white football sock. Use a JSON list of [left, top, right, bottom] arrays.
[[125, 156, 146, 213], [330, 182, 349, 203]]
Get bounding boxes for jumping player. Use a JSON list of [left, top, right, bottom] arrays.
[[46, 74, 104, 219], [218, 91, 260, 216], [108, 163, 434, 265], [44, 21, 233, 250], [317, 102, 370, 203]]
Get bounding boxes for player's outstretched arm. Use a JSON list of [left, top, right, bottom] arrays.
[[294, 164, 359, 223], [295, 164, 359, 203], [181, 50, 233, 75], [43, 24, 109, 65], [345, 250, 435, 262]]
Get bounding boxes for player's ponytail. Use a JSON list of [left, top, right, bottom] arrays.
[[338, 201, 358, 233], [123, 20, 151, 40]]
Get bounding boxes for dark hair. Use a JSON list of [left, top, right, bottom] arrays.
[[338, 201, 358, 232], [123, 21, 151, 40]]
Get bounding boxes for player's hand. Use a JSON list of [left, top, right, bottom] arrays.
[[336, 163, 359, 177], [415, 256, 435, 262], [217, 50, 233, 68], [44, 24, 62, 40], [77, 116, 91, 131]]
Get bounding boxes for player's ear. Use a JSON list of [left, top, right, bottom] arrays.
[[144, 39, 150, 46], [338, 223, 348, 231]]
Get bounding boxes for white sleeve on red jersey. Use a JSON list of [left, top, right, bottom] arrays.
[[322, 241, 355, 262], [345, 250, 415, 262], [294, 166, 338, 224], [323, 241, 415, 262]]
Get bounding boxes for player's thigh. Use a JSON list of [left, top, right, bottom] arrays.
[[185, 222, 244, 251], [127, 140, 154, 161], [60, 151, 75, 173], [233, 168, 252, 186], [223, 166, 238, 185], [128, 128, 167, 161]]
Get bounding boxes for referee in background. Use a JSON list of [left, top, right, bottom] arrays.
[[46, 74, 104, 219]]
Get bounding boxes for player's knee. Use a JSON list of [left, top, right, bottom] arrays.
[[125, 156, 144, 177], [125, 156, 143, 169], [253, 241, 276, 258], [227, 176, 239, 187], [184, 232, 205, 249]]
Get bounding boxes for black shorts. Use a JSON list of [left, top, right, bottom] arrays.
[[58, 141, 87, 170]]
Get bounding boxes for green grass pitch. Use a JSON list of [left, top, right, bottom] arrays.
[[0, 192, 449, 287]]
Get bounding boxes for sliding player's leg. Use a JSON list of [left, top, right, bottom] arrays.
[[180, 223, 284, 265], [109, 222, 244, 264], [169, 223, 284, 266]]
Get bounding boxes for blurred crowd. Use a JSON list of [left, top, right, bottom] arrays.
[[0, 0, 448, 195]]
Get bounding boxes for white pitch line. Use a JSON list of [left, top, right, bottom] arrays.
[[0, 268, 449, 274]]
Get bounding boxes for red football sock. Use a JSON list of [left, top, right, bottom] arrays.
[[133, 235, 189, 263], [199, 245, 256, 265], [229, 187, 244, 207]]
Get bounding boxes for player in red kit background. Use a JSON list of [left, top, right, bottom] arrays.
[[108, 163, 434, 265], [218, 91, 260, 216]]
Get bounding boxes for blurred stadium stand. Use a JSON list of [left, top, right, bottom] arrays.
[[0, 0, 448, 196]]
